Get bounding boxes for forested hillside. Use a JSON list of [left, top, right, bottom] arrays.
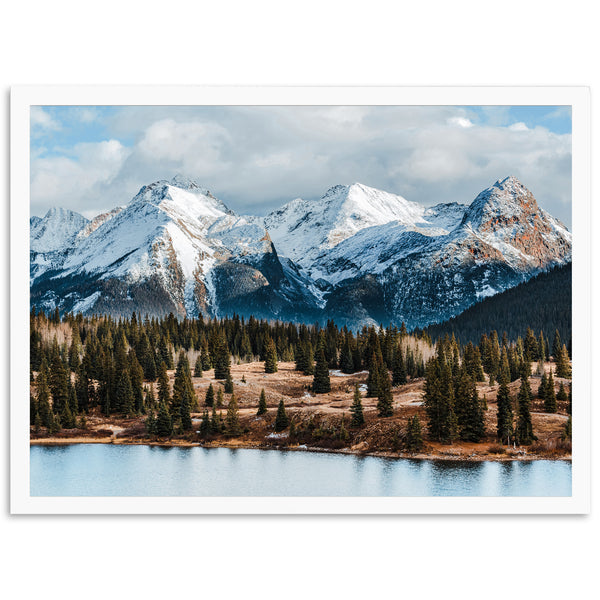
[[423, 263, 571, 345]]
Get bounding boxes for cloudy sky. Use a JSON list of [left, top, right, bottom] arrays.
[[30, 104, 572, 227]]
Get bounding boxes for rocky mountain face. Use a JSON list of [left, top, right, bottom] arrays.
[[30, 175, 572, 329]]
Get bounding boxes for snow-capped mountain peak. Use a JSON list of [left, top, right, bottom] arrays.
[[30, 206, 89, 253], [265, 181, 427, 267], [130, 178, 232, 219]]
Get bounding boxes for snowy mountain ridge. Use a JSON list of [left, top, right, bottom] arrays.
[[30, 175, 572, 328]]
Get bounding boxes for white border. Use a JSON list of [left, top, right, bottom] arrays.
[[10, 86, 591, 514]]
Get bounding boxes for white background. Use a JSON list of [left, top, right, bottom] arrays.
[[1, 1, 597, 598]]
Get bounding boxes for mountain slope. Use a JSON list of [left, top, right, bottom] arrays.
[[423, 263, 572, 344], [264, 183, 446, 272]]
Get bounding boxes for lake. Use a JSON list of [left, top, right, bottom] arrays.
[[30, 444, 572, 497]]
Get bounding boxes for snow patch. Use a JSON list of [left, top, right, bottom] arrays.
[[266, 432, 289, 439], [71, 291, 101, 314], [330, 370, 353, 377]]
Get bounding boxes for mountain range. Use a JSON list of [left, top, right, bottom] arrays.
[[30, 175, 572, 329]]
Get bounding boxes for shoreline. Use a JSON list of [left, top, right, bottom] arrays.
[[29, 436, 572, 463]]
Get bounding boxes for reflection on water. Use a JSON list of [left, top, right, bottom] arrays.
[[30, 445, 572, 497]]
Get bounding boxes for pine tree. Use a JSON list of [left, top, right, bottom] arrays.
[[128, 350, 145, 413], [257, 388, 268, 416], [538, 372, 548, 399], [224, 373, 234, 394], [61, 396, 76, 429], [157, 362, 171, 407], [210, 405, 220, 434], [49, 354, 69, 415], [453, 367, 473, 432], [538, 331, 547, 363], [194, 355, 203, 378], [312, 341, 331, 394], [35, 359, 52, 428], [145, 411, 157, 435], [225, 393, 241, 435], [68, 326, 82, 370], [339, 338, 354, 374], [240, 331, 253, 361], [552, 329, 562, 359], [30, 394, 38, 427], [463, 342, 485, 382], [155, 402, 173, 437], [556, 382, 568, 407], [274, 399, 289, 431], [74, 365, 89, 414], [198, 341, 210, 372], [496, 375, 513, 444], [350, 383, 365, 427], [264, 337, 278, 373], [136, 333, 157, 381], [172, 351, 196, 414], [179, 395, 193, 432], [366, 352, 381, 397], [205, 383, 215, 407], [544, 370, 557, 413], [555, 344, 572, 378], [405, 416, 424, 452], [392, 343, 407, 386], [199, 409, 210, 436], [303, 341, 314, 375], [114, 369, 135, 415], [158, 336, 174, 369], [460, 386, 485, 442], [68, 380, 78, 417], [145, 385, 157, 412], [216, 387, 224, 408], [524, 327, 538, 362], [516, 371, 535, 445], [377, 368, 394, 417], [424, 358, 457, 443], [213, 333, 231, 380], [48, 412, 61, 435], [295, 343, 307, 373]]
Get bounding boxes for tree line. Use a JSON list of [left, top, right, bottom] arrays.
[[29, 308, 429, 433]]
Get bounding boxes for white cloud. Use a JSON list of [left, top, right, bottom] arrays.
[[508, 122, 529, 131], [30, 107, 61, 133], [31, 139, 131, 218], [30, 106, 573, 228], [447, 116, 474, 128]]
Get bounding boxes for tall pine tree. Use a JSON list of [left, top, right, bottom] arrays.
[[264, 337, 278, 373], [274, 399, 289, 431], [312, 336, 331, 394], [496, 375, 513, 444], [516, 370, 535, 445], [350, 383, 365, 427], [257, 389, 268, 416]]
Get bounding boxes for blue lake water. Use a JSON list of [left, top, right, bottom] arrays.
[[30, 444, 572, 497]]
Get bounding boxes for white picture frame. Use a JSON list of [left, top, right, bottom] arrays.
[[11, 85, 591, 514]]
